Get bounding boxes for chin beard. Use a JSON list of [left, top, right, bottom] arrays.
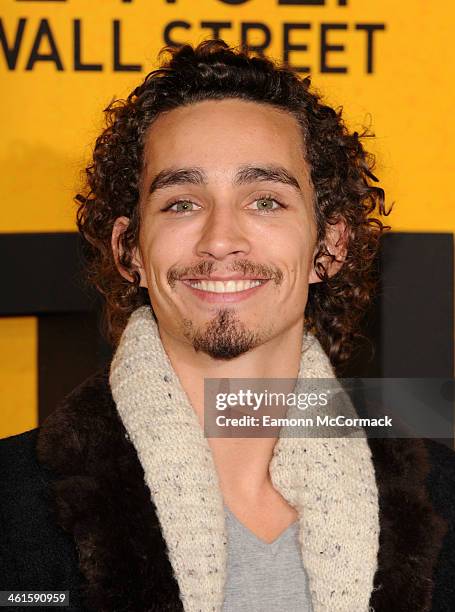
[[183, 308, 261, 360]]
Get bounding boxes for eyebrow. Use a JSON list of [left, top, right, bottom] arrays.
[[148, 164, 302, 195], [235, 166, 301, 192], [149, 168, 205, 194]]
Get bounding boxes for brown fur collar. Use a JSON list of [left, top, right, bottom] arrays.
[[368, 436, 447, 611], [36, 370, 446, 612]]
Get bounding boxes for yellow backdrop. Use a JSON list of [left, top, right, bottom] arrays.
[[1, 0, 453, 437]]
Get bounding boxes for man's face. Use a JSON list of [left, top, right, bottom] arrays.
[[133, 98, 318, 359]]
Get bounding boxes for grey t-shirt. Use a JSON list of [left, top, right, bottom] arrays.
[[222, 506, 313, 612]]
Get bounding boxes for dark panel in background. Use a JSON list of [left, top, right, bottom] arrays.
[[38, 313, 111, 422], [0, 231, 453, 423], [0, 233, 95, 315], [0, 233, 113, 421], [380, 233, 453, 377]]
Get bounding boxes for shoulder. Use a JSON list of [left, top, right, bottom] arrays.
[[423, 439, 455, 610], [367, 436, 455, 517], [425, 438, 455, 507], [0, 427, 42, 478], [0, 428, 51, 514], [0, 429, 85, 609], [403, 438, 455, 611], [421, 438, 455, 541], [36, 368, 115, 472], [0, 368, 113, 611]]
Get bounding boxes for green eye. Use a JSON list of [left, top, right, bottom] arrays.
[[173, 200, 194, 212], [166, 199, 200, 213], [255, 197, 279, 211]]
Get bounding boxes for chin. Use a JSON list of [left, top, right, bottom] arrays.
[[181, 308, 266, 360]]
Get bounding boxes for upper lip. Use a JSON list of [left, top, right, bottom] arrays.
[[180, 276, 269, 281]]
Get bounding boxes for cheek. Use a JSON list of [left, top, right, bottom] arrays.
[[268, 225, 316, 275], [143, 226, 181, 269], [140, 224, 192, 286], [295, 216, 318, 271]]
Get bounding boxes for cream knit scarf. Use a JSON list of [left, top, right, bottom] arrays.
[[110, 306, 379, 612]]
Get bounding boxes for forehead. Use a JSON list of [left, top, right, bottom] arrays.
[[141, 99, 310, 185]]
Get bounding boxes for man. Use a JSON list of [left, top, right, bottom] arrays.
[[1, 40, 454, 612]]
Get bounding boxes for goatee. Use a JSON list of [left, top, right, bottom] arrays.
[[183, 309, 260, 360]]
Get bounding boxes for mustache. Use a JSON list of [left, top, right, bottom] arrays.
[[167, 259, 284, 287]]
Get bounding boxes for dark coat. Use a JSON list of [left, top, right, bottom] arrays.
[[1, 370, 455, 612]]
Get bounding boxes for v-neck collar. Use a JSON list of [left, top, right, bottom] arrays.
[[224, 504, 299, 551]]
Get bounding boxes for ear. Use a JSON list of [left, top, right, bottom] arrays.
[[111, 216, 148, 288], [309, 218, 348, 284]]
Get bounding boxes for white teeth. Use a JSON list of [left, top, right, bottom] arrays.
[[188, 279, 263, 293]]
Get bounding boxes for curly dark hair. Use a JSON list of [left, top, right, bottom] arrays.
[[76, 39, 390, 369]]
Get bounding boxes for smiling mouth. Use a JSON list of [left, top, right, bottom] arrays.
[[182, 279, 267, 293]]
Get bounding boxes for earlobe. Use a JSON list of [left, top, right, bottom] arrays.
[[308, 263, 321, 284], [111, 216, 148, 287], [309, 219, 348, 284]]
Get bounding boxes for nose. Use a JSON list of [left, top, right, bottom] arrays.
[[195, 205, 251, 260]]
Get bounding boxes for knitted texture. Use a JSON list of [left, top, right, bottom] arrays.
[[110, 306, 379, 612]]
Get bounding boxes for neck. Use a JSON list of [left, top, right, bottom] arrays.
[[158, 318, 305, 498]]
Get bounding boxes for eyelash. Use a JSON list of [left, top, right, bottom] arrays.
[[162, 193, 286, 215]]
